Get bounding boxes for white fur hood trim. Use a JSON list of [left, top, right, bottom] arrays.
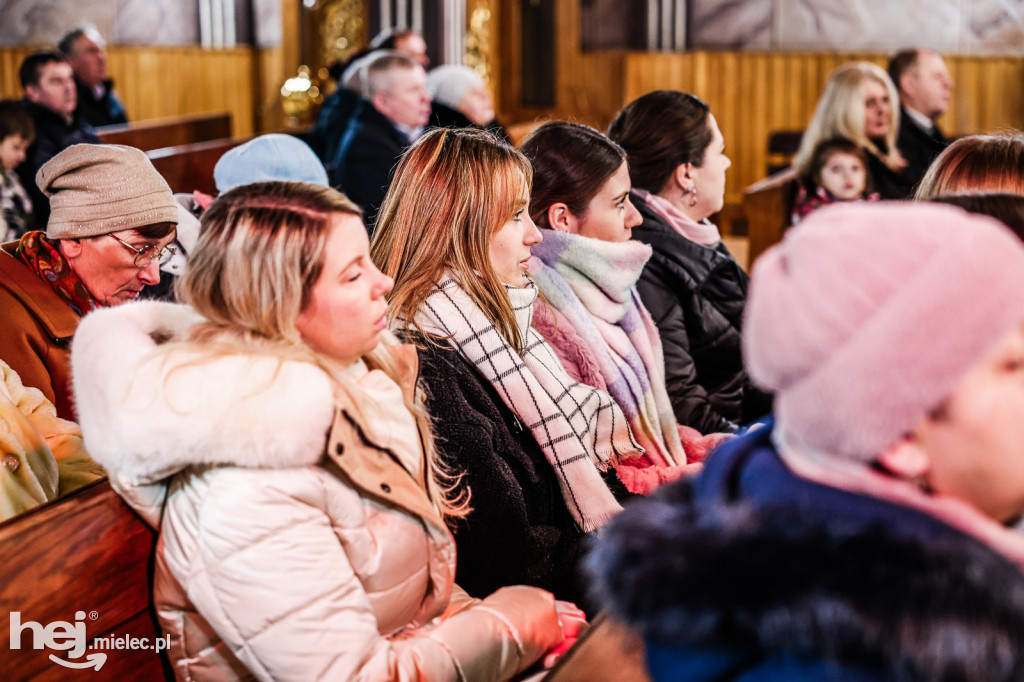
[[72, 301, 335, 486]]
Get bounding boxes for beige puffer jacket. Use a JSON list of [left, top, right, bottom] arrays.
[[72, 301, 563, 681], [0, 359, 103, 521]]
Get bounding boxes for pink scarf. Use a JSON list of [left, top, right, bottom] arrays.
[[633, 188, 722, 246]]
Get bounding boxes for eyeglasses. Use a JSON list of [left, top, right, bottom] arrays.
[[108, 233, 177, 268]]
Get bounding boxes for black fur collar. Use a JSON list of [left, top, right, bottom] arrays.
[[588, 478, 1024, 680]]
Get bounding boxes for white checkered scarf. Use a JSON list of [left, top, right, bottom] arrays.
[[412, 274, 641, 531]]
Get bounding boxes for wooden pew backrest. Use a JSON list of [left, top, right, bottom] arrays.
[[97, 113, 232, 152], [147, 137, 249, 195], [0, 480, 169, 680], [767, 129, 804, 176], [744, 168, 799, 266]]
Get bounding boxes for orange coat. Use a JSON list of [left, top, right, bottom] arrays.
[[0, 242, 80, 420]]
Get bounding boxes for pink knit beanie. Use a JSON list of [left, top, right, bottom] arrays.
[[744, 202, 1024, 461]]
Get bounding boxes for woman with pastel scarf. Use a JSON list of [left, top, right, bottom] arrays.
[[371, 127, 643, 609], [521, 122, 726, 494]]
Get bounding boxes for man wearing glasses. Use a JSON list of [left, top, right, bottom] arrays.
[[0, 143, 177, 420]]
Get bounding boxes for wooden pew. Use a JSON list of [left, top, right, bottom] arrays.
[[97, 113, 232, 152], [546, 613, 653, 682], [743, 168, 799, 266], [146, 137, 249, 195], [0, 480, 170, 681]]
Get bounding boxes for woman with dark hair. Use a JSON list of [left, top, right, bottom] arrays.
[[522, 121, 726, 493], [607, 91, 770, 434]]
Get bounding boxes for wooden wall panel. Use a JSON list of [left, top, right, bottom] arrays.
[[500, 0, 627, 131], [0, 47, 257, 137], [257, 47, 289, 133], [0, 47, 35, 98], [497, 0, 1024, 211]]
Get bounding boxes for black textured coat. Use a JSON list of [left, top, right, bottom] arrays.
[[589, 423, 1024, 682], [414, 340, 592, 609], [333, 100, 410, 232], [427, 102, 510, 144], [630, 193, 770, 434], [74, 78, 128, 128], [313, 87, 362, 170], [17, 99, 100, 224], [896, 107, 949, 190], [866, 139, 916, 199]]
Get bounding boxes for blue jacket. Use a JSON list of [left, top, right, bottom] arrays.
[[589, 420, 1024, 681]]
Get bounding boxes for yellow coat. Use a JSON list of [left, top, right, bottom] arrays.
[[0, 359, 103, 521]]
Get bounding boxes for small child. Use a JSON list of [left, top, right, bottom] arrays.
[[0, 100, 36, 242], [792, 137, 879, 224]]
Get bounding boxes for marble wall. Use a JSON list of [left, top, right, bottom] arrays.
[[0, 0, 251, 47], [690, 0, 1024, 54], [0, 0, 200, 46]]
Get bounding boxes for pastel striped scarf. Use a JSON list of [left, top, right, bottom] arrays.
[[530, 230, 685, 468], [410, 274, 640, 532]]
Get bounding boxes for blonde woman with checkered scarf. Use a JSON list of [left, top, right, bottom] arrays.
[[372, 128, 646, 611]]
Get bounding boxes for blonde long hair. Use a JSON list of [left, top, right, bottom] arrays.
[[370, 128, 533, 354], [178, 181, 466, 519], [794, 62, 904, 174]]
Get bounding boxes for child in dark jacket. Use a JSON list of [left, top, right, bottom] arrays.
[[590, 203, 1024, 682], [792, 137, 879, 224], [0, 100, 36, 242]]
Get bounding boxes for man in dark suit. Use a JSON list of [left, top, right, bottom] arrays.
[[888, 49, 953, 190], [333, 52, 431, 232], [314, 29, 430, 168]]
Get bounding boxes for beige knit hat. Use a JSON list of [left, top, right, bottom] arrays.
[[37, 144, 178, 240]]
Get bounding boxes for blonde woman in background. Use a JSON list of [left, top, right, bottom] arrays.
[[794, 62, 913, 198], [72, 181, 577, 681]]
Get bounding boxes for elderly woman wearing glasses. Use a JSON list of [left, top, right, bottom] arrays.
[[0, 144, 177, 420]]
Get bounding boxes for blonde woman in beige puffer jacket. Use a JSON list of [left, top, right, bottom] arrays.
[[71, 183, 579, 682]]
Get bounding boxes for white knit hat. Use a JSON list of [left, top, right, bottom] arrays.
[[426, 65, 484, 110]]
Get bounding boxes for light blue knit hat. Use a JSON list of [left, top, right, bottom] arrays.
[[213, 134, 329, 193]]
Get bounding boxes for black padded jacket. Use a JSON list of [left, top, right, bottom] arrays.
[[630, 192, 770, 434]]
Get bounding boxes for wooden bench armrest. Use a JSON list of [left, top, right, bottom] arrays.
[[0, 481, 169, 680]]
